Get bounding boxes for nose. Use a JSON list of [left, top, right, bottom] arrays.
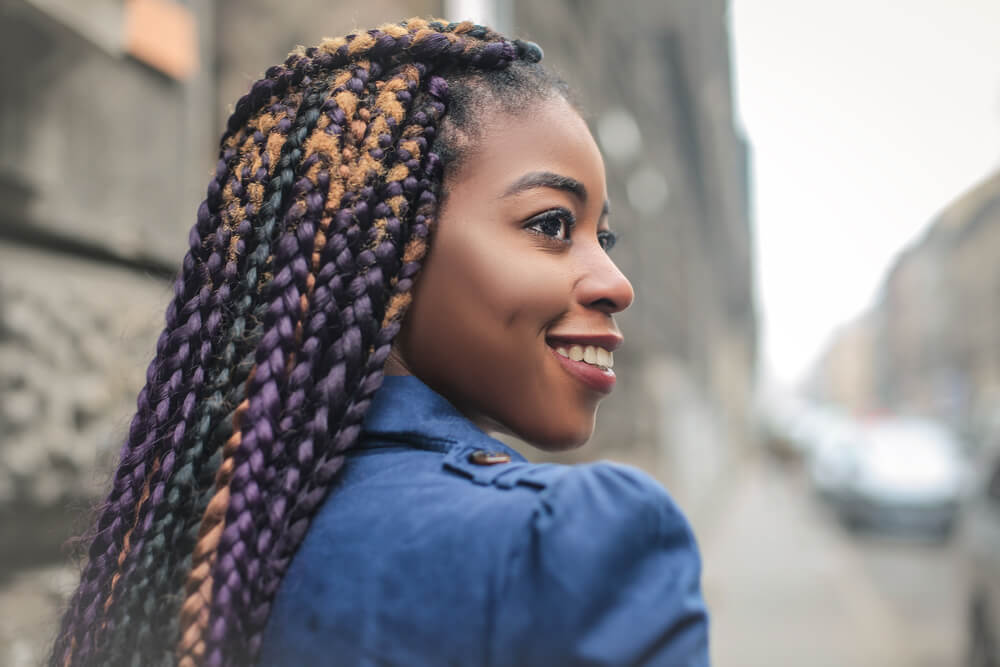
[[576, 246, 634, 314]]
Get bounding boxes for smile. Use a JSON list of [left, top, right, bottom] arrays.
[[553, 344, 613, 371], [546, 339, 618, 394]]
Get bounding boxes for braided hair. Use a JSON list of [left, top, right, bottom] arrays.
[[50, 18, 566, 667]]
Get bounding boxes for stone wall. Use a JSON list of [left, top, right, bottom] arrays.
[[0, 0, 216, 266], [0, 242, 168, 566]]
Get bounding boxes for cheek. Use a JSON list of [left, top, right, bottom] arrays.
[[411, 230, 565, 350], [398, 224, 600, 449]]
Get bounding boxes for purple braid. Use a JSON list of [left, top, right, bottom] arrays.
[[51, 59, 306, 666], [203, 59, 431, 665], [97, 88, 309, 664]]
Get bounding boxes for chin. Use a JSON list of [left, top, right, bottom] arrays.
[[523, 415, 596, 452]]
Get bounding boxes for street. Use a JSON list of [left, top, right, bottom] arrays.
[[701, 453, 966, 667]]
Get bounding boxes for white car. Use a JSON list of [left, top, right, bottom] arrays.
[[837, 417, 967, 538], [807, 417, 864, 502]]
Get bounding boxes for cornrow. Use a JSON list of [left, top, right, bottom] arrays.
[[52, 17, 559, 667]]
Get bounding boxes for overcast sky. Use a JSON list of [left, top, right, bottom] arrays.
[[729, 0, 1000, 389]]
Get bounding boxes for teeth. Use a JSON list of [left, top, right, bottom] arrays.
[[554, 343, 615, 370]]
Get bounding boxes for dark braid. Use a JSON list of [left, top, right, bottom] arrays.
[[52, 18, 562, 667], [50, 84, 282, 667], [98, 72, 313, 666], [54, 59, 307, 666]]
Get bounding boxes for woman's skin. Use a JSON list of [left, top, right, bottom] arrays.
[[385, 95, 634, 449]]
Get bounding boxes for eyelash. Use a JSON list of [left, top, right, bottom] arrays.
[[525, 208, 574, 243], [524, 208, 618, 252]]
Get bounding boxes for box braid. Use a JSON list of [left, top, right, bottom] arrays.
[[51, 59, 311, 667], [50, 17, 564, 667]]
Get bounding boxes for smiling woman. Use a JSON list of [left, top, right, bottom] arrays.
[[51, 18, 709, 667], [390, 96, 633, 448]]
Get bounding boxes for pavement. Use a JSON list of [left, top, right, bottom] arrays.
[[699, 452, 966, 667]]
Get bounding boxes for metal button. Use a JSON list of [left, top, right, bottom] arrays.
[[468, 450, 511, 465]]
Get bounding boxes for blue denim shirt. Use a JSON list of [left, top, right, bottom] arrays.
[[259, 375, 710, 666]]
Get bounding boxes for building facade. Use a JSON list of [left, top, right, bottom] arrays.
[[811, 168, 1000, 435]]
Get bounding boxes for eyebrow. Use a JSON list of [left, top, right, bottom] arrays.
[[501, 170, 611, 219]]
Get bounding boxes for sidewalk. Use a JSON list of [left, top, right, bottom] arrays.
[[697, 454, 915, 667]]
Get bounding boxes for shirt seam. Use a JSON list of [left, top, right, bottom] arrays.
[[358, 431, 456, 453]]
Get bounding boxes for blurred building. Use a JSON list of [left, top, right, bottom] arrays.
[[809, 311, 879, 415], [0, 0, 216, 568], [810, 167, 1000, 435], [0, 0, 755, 574]]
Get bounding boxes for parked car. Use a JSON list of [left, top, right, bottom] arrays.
[[807, 416, 864, 503], [961, 441, 1000, 666], [760, 397, 850, 462], [837, 417, 967, 538]]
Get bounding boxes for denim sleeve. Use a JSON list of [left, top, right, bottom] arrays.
[[488, 462, 710, 667]]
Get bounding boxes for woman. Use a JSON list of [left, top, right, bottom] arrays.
[[51, 18, 709, 667]]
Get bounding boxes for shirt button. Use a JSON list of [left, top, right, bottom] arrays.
[[468, 450, 511, 465]]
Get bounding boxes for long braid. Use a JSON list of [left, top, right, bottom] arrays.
[[97, 91, 309, 666], [97, 59, 315, 666], [245, 72, 447, 659], [55, 17, 556, 667], [53, 60, 304, 667], [274, 79, 448, 557], [198, 75, 342, 667], [174, 75, 359, 667], [50, 111, 254, 667], [202, 57, 415, 665]]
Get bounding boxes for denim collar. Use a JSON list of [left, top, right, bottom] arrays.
[[360, 375, 527, 462]]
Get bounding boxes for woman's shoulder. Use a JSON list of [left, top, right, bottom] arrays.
[[327, 436, 702, 563], [441, 446, 691, 534], [345, 438, 694, 543], [429, 450, 709, 665], [265, 442, 709, 666], [475, 458, 709, 666]]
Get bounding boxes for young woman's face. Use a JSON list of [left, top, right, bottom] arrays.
[[395, 95, 634, 450]]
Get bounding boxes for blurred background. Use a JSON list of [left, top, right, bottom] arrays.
[[0, 0, 998, 665]]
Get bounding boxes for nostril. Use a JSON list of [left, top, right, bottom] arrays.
[[588, 297, 619, 311]]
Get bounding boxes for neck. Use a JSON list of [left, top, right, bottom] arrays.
[[382, 344, 413, 377]]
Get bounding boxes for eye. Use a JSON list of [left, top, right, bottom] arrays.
[[598, 230, 618, 252], [524, 208, 575, 243]]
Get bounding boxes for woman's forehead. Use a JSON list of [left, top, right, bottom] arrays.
[[449, 97, 607, 202]]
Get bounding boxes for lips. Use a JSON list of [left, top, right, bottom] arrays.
[[545, 333, 622, 394]]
